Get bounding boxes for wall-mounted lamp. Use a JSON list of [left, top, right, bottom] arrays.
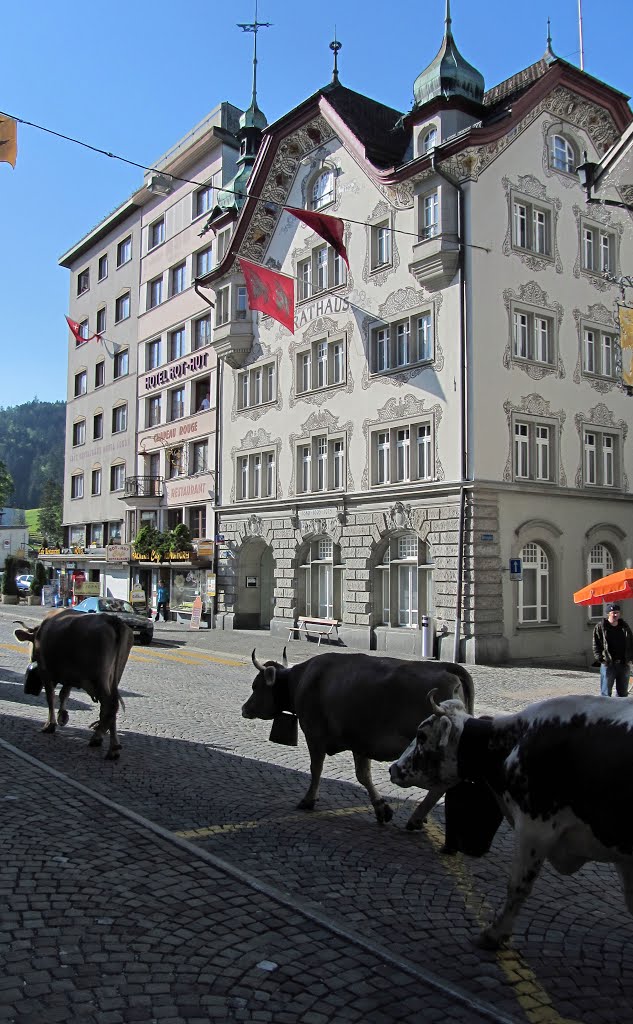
[[147, 173, 175, 196], [576, 154, 633, 212]]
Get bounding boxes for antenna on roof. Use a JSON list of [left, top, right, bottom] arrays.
[[578, 0, 585, 71], [330, 33, 342, 85], [237, 1, 272, 110]]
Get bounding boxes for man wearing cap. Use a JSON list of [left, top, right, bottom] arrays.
[[592, 603, 633, 697]]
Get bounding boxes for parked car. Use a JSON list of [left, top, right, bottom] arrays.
[[16, 574, 35, 594], [74, 596, 154, 645]]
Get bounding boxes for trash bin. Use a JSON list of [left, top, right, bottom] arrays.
[[421, 614, 435, 659]]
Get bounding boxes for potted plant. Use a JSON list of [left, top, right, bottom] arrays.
[[1, 555, 19, 605], [28, 560, 48, 606]]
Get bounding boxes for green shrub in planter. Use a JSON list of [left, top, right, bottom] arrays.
[[31, 560, 48, 597], [2, 556, 19, 596]]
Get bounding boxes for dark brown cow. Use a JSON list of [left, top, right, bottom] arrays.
[[14, 609, 133, 760], [243, 649, 474, 829]]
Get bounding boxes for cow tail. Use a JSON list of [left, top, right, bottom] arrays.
[[451, 664, 475, 714]]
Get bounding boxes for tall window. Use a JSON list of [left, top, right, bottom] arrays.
[[110, 464, 125, 492], [370, 312, 433, 373], [518, 542, 549, 623], [72, 420, 86, 447], [74, 371, 87, 397], [215, 287, 229, 326], [296, 435, 345, 493], [300, 537, 342, 620], [512, 197, 551, 255], [91, 468, 101, 496], [98, 254, 108, 280], [420, 191, 439, 240], [96, 307, 106, 335], [512, 310, 554, 365], [371, 421, 434, 486], [583, 326, 616, 379], [236, 450, 276, 500], [296, 337, 345, 393], [513, 420, 553, 482], [95, 361, 105, 388], [196, 246, 213, 277], [550, 135, 576, 174], [194, 183, 214, 218], [582, 224, 615, 275], [192, 441, 208, 474], [371, 221, 392, 269], [77, 269, 90, 295], [117, 236, 132, 267], [238, 362, 276, 409], [149, 218, 165, 249], [584, 429, 618, 487], [421, 127, 437, 154], [297, 244, 346, 300], [169, 387, 185, 421], [310, 169, 334, 210], [146, 339, 161, 370], [146, 395, 161, 428], [587, 543, 615, 620], [70, 473, 84, 499], [168, 327, 185, 362], [115, 292, 130, 322], [170, 262, 186, 296], [93, 412, 103, 440], [148, 277, 163, 309], [376, 534, 433, 629], [193, 315, 211, 349], [113, 349, 129, 378], [236, 286, 248, 320], [112, 404, 128, 434]]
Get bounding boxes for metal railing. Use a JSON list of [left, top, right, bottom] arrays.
[[124, 476, 164, 498]]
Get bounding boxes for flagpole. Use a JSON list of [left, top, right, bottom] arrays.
[[578, 0, 585, 71]]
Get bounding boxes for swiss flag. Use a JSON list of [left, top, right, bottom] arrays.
[[285, 207, 349, 268], [239, 258, 295, 334], [65, 315, 88, 345]]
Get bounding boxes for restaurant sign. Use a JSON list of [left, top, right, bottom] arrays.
[[106, 544, 132, 562]]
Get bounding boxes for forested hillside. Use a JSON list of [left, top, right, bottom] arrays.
[[0, 400, 66, 508]]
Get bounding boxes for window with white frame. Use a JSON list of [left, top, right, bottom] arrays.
[[299, 537, 341, 620], [216, 229, 231, 264], [215, 286, 229, 326], [77, 268, 90, 295], [168, 327, 185, 362], [96, 307, 106, 335], [512, 308, 555, 365], [549, 134, 577, 174], [370, 311, 433, 374], [74, 371, 87, 397], [112, 403, 128, 434], [310, 169, 334, 211], [419, 190, 439, 240], [582, 325, 617, 379], [581, 221, 616, 275], [236, 285, 248, 320], [195, 246, 213, 277], [194, 183, 214, 219], [77, 319, 90, 342], [237, 361, 276, 410], [91, 468, 101, 496], [70, 473, 84, 499], [583, 427, 619, 488], [512, 195, 552, 256], [370, 420, 434, 486], [587, 543, 615, 620], [146, 395, 161, 428], [149, 218, 165, 249], [169, 386, 185, 422], [193, 315, 211, 349], [421, 127, 437, 154], [113, 349, 129, 378], [147, 277, 163, 309], [98, 254, 108, 281], [236, 449, 276, 500], [518, 541, 550, 623], [192, 440, 208, 474], [116, 236, 132, 267], [93, 412, 103, 440], [296, 337, 345, 394], [297, 244, 346, 300], [371, 221, 392, 270], [170, 262, 186, 296], [72, 420, 86, 447], [189, 506, 207, 539], [376, 534, 433, 628], [115, 292, 130, 322], [95, 361, 105, 388], [296, 434, 345, 493], [513, 419, 554, 482], [146, 338, 161, 370], [167, 446, 185, 479], [110, 463, 125, 492]]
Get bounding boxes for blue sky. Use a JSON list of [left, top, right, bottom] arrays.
[[0, 0, 631, 411]]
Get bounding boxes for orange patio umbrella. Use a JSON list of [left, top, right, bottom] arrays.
[[573, 568, 633, 607]]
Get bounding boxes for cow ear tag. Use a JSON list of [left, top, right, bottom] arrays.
[[269, 713, 298, 746]]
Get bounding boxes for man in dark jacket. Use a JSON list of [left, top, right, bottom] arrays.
[[592, 602, 633, 696]]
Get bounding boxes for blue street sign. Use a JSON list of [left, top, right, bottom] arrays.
[[509, 558, 522, 580]]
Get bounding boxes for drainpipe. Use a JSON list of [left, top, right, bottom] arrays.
[[431, 155, 469, 662], [194, 281, 220, 625]]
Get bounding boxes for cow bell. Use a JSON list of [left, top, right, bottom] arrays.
[[269, 712, 298, 746], [24, 662, 44, 697]]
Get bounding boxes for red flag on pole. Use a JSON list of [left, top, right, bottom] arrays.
[[285, 207, 349, 268], [239, 258, 295, 334], [65, 315, 89, 344]]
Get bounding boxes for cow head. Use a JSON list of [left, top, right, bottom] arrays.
[[389, 690, 471, 790], [242, 648, 290, 720]]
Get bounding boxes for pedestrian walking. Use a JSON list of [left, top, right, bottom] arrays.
[[155, 579, 170, 622], [592, 603, 633, 697]]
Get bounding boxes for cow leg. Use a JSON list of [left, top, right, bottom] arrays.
[[404, 785, 447, 833], [41, 682, 57, 734], [297, 737, 325, 810], [616, 863, 633, 916], [57, 685, 71, 727], [352, 753, 393, 824], [479, 831, 544, 949], [89, 694, 121, 757]]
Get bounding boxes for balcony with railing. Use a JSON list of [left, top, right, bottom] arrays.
[[121, 476, 164, 505]]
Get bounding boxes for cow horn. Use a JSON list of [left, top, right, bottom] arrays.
[[13, 620, 28, 629], [429, 689, 450, 717], [251, 649, 266, 673], [281, 646, 288, 667]]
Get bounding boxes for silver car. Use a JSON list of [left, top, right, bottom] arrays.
[[74, 596, 154, 645]]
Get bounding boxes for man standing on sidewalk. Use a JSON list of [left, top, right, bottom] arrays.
[[592, 603, 633, 697]]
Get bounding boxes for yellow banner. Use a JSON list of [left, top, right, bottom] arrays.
[[619, 305, 633, 388], [0, 115, 17, 168]]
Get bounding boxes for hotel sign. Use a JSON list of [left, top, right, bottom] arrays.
[[139, 352, 210, 396]]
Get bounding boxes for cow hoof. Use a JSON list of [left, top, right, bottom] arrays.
[[88, 735, 104, 748], [405, 818, 425, 832], [41, 724, 56, 734], [375, 802, 393, 825], [57, 710, 69, 727], [477, 929, 504, 950], [297, 798, 316, 811], [105, 750, 121, 761]]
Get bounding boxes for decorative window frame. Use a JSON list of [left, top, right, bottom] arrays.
[[301, 159, 339, 213], [503, 394, 566, 485], [289, 317, 355, 408], [574, 402, 628, 491], [362, 201, 399, 286], [419, 124, 439, 158], [289, 408, 354, 497], [502, 175, 562, 274], [361, 288, 443, 389], [542, 120, 583, 185], [236, 357, 279, 416], [572, 204, 623, 291], [361, 394, 444, 490], [230, 427, 283, 504], [572, 302, 620, 392], [502, 281, 564, 379], [72, 418, 86, 448], [293, 231, 351, 304]]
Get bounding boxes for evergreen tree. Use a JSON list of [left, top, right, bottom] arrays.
[[0, 459, 13, 507], [38, 478, 63, 546]]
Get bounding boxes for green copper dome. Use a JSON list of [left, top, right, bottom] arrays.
[[239, 99, 267, 132], [413, 0, 484, 109]]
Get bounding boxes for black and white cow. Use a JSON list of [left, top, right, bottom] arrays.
[[243, 649, 474, 829], [389, 692, 633, 948]]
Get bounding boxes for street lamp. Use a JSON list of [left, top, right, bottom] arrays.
[[576, 154, 633, 212]]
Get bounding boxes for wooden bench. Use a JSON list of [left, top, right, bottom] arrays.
[[288, 616, 339, 646]]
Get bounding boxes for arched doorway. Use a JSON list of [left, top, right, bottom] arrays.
[[235, 538, 275, 629]]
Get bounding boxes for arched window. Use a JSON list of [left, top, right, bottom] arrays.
[[310, 169, 335, 211], [299, 537, 342, 619], [421, 127, 437, 155], [518, 542, 550, 622], [587, 543, 614, 620], [376, 534, 434, 628], [550, 134, 576, 174]]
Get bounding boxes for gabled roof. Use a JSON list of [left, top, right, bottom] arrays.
[[323, 84, 408, 168]]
